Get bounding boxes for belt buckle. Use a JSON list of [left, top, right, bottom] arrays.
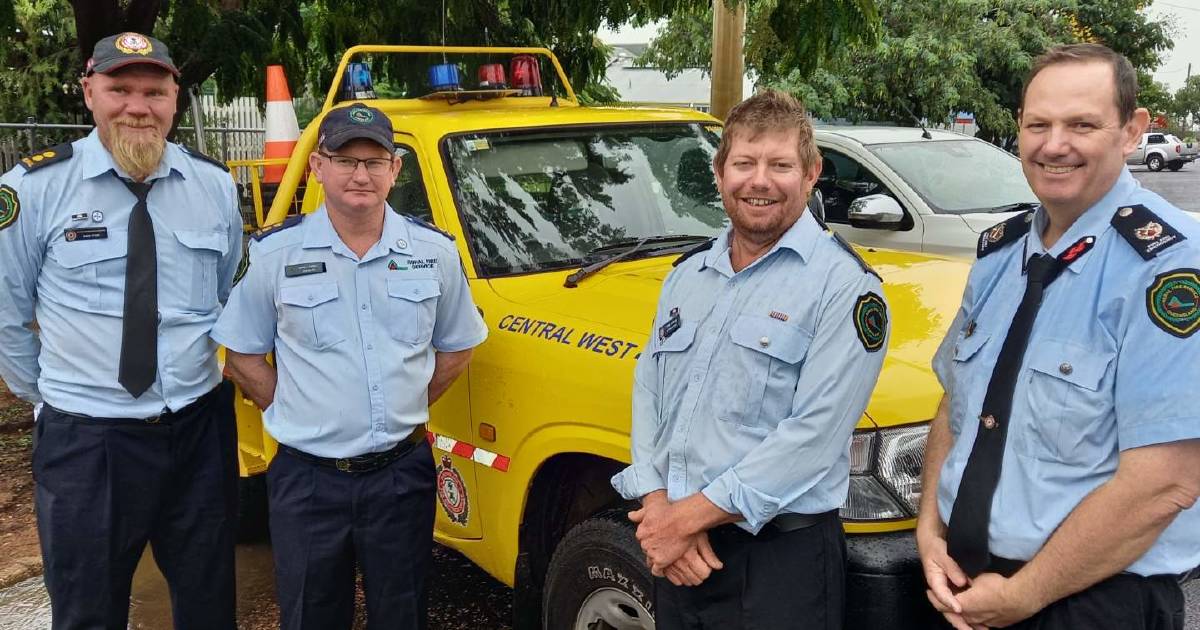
[[335, 458, 351, 472]]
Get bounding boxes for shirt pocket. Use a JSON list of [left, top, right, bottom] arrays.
[[172, 229, 228, 312], [948, 331, 991, 440], [48, 235, 129, 312], [385, 277, 441, 344], [279, 282, 346, 350], [723, 315, 814, 434], [1018, 339, 1115, 464]]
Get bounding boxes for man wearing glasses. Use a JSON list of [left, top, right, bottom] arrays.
[[211, 103, 487, 629]]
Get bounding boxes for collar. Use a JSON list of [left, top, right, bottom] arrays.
[[1023, 169, 1135, 274], [701, 209, 821, 276], [78, 128, 185, 183], [303, 204, 413, 263]]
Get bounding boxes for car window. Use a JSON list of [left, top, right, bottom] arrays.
[[816, 148, 900, 224], [386, 144, 434, 223], [867, 139, 1037, 214], [444, 123, 727, 276], [1149, 134, 1166, 144]]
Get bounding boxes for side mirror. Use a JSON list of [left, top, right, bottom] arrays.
[[848, 194, 904, 230], [807, 189, 825, 223]]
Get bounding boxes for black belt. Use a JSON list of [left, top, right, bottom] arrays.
[[45, 384, 221, 425], [281, 427, 427, 474], [989, 555, 1198, 585], [771, 509, 838, 533]]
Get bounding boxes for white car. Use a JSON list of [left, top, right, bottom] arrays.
[[1126, 132, 1193, 172], [814, 126, 1037, 258]]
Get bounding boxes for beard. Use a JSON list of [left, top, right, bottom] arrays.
[[106, 118, 166, 181]]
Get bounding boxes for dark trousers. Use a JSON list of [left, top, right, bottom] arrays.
[[33, 382, 239, 630], [268, 439, 436, 630], [653, 512, 846, 630], [1003, 572, 1185, 630]]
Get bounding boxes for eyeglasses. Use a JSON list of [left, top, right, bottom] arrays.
[[318, 152, 393, 175]]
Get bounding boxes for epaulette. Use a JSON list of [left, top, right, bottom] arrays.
[[672, 238, 715, 267], [1111, 203, 1185, 260], [19, 143, 73, 172], [829, 231, 882, 281], [251, 214, 304, 241], [180, 145, 229, 172], [404, 214, 455, 241], [977, 211, 1034, 258]]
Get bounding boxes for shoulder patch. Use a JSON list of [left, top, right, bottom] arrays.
[[853, 291, 888, 352], [977, 211, 1033, 258], [0, 185, 20, 232], [672, 238, 715, 267], [180, 145, 230, 172], [18, 143, 73, 172], [1146, 268, 1200, 338], [403, 214, 455, 241], [232, 240, 250, 286], [1111, 204, 1185, 261], [251, 214, 304, 242], [829, 231, 882, 281]]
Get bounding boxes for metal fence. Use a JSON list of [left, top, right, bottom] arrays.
[[0, 121, 266, 177]]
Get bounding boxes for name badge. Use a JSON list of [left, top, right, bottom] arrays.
[[64, 227, 107, 241], [284, 262, 327, 277], [659, 307, 681, 340]]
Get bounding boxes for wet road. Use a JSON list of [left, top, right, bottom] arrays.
[[1131, 162, 1200, 213]]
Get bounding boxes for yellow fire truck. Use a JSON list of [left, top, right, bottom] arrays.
[[230, 45, 967, 629]]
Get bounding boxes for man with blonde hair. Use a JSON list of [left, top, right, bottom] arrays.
[[611, 89, 889, 628]]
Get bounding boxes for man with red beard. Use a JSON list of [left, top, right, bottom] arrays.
[[0, 33, 242, 629], [611, 90, 889, 628]]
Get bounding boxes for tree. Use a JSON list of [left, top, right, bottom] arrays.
[[0, 0, 85, 124], [1174, 75, 1200, 129]]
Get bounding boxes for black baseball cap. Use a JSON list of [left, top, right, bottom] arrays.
[[318, 104, 395, 152], [86, 32, 180, 78]]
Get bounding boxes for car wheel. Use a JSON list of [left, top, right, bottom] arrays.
[[1168, 161, 1184, 171], [237, 473, 270, 542], [1147, 154, 1164, 171], [543, 509, 656, 630]]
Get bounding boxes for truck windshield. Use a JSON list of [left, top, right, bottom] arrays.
[[445, 123, 727, 276], [867, 139, 1038, 214]]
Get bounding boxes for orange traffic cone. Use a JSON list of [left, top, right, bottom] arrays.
[[263, 65, 299, 183]]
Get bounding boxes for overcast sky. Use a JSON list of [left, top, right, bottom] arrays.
[[600, 4, 1198, 92]]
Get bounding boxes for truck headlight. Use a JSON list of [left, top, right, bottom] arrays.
[[840, 423, 929, 521]]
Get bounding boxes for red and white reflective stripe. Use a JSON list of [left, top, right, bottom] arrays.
[[426, 431, 511, 472]]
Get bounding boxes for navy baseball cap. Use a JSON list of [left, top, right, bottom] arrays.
[[318, 104, 395, 152], [86, 32, 180, 78]]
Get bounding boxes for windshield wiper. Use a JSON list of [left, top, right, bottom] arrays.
[[563, 235, 709, 288], [989, 201, 1039, 214]]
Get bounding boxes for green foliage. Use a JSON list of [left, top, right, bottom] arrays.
[[1174, 75, 1200, 128], [0, 0, 86, 124]]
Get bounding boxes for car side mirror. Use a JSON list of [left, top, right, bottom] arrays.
[[848, 194, 904, 230], [807, 189, 825, 223]]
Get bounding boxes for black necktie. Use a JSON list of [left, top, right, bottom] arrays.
[[118, 178, 157, 398], [946, 252, 1064, 577]]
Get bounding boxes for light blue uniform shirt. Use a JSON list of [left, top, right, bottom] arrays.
[[933, 169, 1200, 576], [611, 209, 889, 534], [0, 130, 242, 417], [211, 206, 488, 458]]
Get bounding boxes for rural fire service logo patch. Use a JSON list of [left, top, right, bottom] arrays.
[[0, 185, 19, 232], [1135, 222, 1164, 241], [986, 223, 1005, 243], [349, 107, 375, 124], [853, 292, 888, 352], [1147, 269, 1200, 338], [436, 454, 469, 525], [115, 33, 152, 55]]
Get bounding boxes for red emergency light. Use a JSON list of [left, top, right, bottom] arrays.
[[510, 55, 543, 96], [478, 63, 507, 89]]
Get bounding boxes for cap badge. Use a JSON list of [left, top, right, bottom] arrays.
[[115, 33, 152, 56], [1135, 221, 1163, 241], [349, 108, 375, 124]]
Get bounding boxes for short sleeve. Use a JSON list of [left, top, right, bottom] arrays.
[[430, 250, 487, 352], [210, 240, 278, 354]]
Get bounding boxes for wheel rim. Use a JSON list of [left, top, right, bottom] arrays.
[[573, 587, 654, 630]]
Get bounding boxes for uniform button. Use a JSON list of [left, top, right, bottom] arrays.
[[1118, 207, 1133, 217], [1059, 362, 1073, 375], [367, 344, 373, 350], [759, 336, 770, 348], [361, 304, 368, 310], [692, 374, 702, 383], [372, 384, 379, 391], [980, 414, 998, 430]]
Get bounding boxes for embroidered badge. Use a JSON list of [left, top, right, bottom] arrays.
[[769, 310, 789, 322], [436, 454, 470, 525], [853, 292, 888, 352], [115, 33, 152, 55], [1135, 222, 1163, 241], [658, 307, 681, 341], [387, 259, 401, 271], [1146, 269, 1200, 338], [349, 107, 375, 124], [0, 185, 20, 232], [986, 223, 1005, 243]]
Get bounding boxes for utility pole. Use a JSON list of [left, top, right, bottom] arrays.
[[710, 0, 746, 120]]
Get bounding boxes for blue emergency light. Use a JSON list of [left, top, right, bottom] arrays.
[[428, 63, 462, 92], [341, 62, 377, 100]]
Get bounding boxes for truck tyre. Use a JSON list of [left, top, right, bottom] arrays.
[[236, 473, 270, 542], [1168, 161, 1184, 171], [543, 509, 656, 630], [1147, 154, 1165, 171]]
